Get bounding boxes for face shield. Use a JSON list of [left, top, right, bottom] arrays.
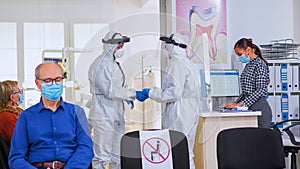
[[102, 32, 130, 58], [159, 35, 187, 49], [160, 41, 171, 59], [102, 33, 130, 44], [159, 34, 188, 58]]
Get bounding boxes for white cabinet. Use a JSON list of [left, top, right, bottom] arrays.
[[267, 59, 300, 124]]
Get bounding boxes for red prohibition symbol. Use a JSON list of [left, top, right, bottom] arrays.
[[142, 137, 171, 164]]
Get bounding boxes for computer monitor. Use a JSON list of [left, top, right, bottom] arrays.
[[210, 69, 240, 97]]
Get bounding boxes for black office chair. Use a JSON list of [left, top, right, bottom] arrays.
[[120, 129, 189, 169], [0, 135, 9, 169], [217, 127, 285, 169], [272, 119, 300, 169]]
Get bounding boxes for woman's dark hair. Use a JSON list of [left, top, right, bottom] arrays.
[[234, 38, 268, 66]]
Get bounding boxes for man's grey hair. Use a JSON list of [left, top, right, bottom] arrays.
[[35, 62, 64, 79]]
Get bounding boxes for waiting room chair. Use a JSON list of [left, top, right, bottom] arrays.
[[272, 119, 300, 169], [120, 129, 189, 169], [0, 135, 9, 169], [217, 127, 285, 169]]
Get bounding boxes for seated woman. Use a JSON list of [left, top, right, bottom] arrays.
[[0, 80, 23, 150]]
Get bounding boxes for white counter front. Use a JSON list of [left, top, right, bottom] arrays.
[[194, 111, 261, 169]]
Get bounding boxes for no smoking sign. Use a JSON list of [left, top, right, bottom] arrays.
[[142, 137, 170, 164]]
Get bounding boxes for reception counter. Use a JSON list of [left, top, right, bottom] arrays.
[[194, 111, 261, 169]]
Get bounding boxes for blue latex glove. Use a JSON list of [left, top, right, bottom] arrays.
[[142, 88, 150, 97], [126, 100, 134, 109], [136, 91, 148, 102]]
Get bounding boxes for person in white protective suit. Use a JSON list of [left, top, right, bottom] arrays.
[[142, 33, 202, 169], [88, 31, 142, 169]]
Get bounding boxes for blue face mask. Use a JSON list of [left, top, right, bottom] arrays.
[[41, 83, 63, 101], [239, 54, 250, 63], [17, 93, 24, 105]]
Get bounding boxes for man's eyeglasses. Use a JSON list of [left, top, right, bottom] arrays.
[[37, 77, 64, 86], [13, 89, 23, 95]]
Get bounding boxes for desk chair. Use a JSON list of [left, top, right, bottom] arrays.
[[217, 127, 285, 169], [0, 135, 9, 169], [120, 129, 189, 169], [272, 119, 300, 169]]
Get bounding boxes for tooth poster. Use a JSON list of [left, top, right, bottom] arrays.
[[176, 0, 227, 65]]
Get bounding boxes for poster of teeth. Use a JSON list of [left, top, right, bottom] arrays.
[[176, 0, 227, 66]]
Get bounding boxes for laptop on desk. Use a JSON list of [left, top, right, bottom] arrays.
[[216, 107, 254, 113], [218, 108, 238, 113]]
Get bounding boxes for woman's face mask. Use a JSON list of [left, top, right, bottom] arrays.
[[239, 53, 250, 63], [17, 93, 24, 105], [12, 89, 24, 105], [235, 47, 250, 63]]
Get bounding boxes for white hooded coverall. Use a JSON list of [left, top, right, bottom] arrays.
[[149, 33, 202, 169], [88, 32, 136, 169]]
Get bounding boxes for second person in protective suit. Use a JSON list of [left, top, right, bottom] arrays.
[[88, 31, 145, 169], [139, 33, 202, 169]]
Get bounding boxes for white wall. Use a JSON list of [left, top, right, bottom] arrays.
[[0, 0, 161, 129], [227, 0, 295, 55], [294, 0, 300, 55], [0, 0, 159, 21], [0, 0, 160, 105]]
